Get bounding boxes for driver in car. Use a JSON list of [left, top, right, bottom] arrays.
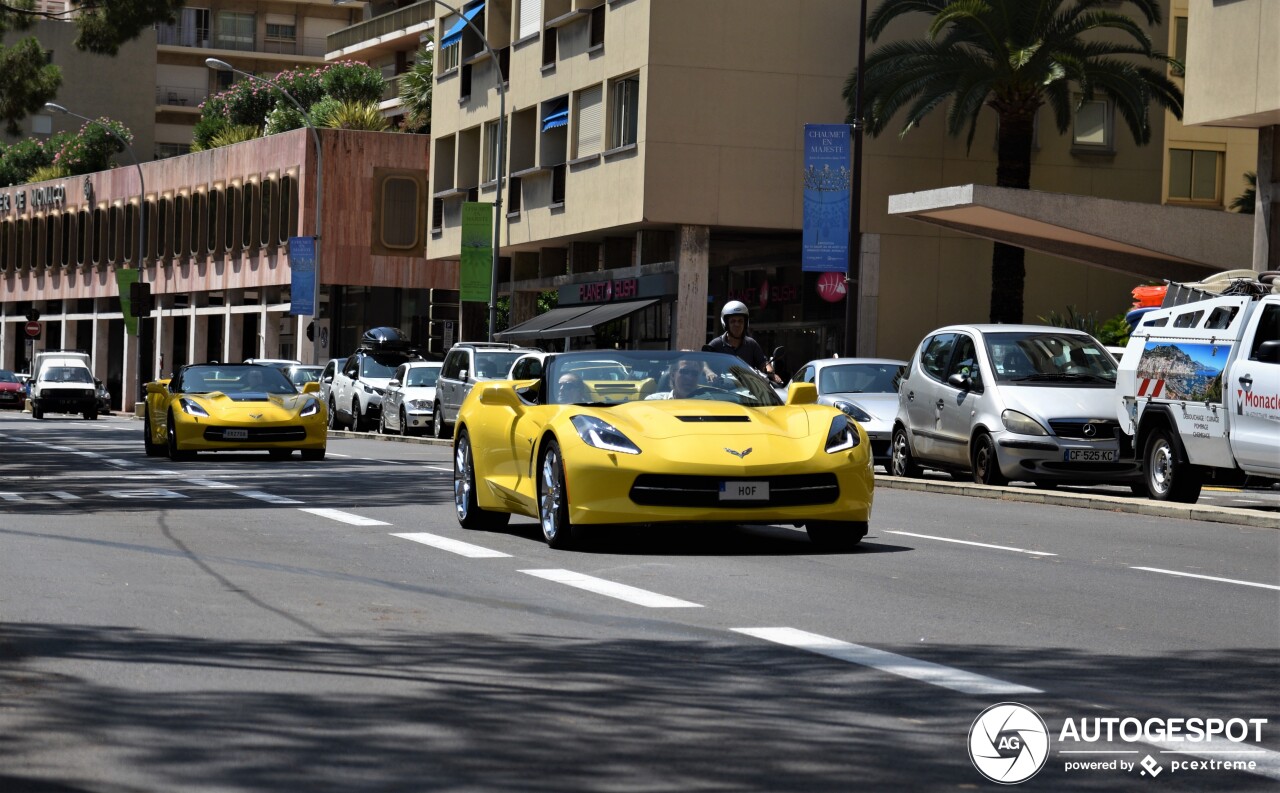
[[646, 358, 710, 400], [556, 373, 590, 404]]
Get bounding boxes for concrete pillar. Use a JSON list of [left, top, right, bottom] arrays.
[[122, 327, 139, 412], [1255, 125, 1279, 273], [512, 291, 538, 326], [225, 306, 245, 363], [856, 233, 880, 357], [91, 317, 110, 384], [674, 224, 709, 351], [261, 306, 280, 359], [155, 299, 175, 378], [0, 317, 8, 369], [189, 305, 208, 365]]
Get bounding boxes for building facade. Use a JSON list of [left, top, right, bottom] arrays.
[[326, 0, 436, 126]]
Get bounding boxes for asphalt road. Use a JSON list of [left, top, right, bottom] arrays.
[[1, 413, 1277, 792]]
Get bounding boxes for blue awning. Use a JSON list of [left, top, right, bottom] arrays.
[[542, 102, 569, 132], [440, 2, 484, 48]]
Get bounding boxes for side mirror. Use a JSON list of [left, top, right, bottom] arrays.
[[146, 381, 167, 395], [388, 379, 401, 388], [785, 381, 818, 405], [947, 372, 972, 390], [301, 382, 320, 394], [459, 369, 469, 382], [1256, 340, 1280, 364], [476, 382, 524, 412]]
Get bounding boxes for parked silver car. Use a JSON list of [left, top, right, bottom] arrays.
[[380, 361, 442, 436], [790, 357, 907, 468], [891, 325, 1142, 487]]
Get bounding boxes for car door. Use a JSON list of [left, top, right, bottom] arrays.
[[439, 350, 465, 422], [935, 334, 984, 466], [384, 364, 407, 430], [1229, 300, 1280, 475], [902, 333, 955, 461]]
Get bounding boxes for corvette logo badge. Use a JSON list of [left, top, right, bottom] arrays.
[[249, 413, 263, 420], [724, 447, 752, 458]]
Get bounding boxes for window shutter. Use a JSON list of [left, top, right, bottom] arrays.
[[519, 0, 540, 40], [576, 84, 603, 157]]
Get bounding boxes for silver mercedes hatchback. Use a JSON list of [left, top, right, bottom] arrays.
[[891, 324, 1142, 487]]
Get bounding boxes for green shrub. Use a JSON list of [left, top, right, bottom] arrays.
[[263, 104, 306, 136], [321, 61, 385, 105], [1, 137, 55, 184], [305, 96, 344, 129], [53, 118, 131, 175], [27, 164, 71, 183], [322, 101, 389, 131], [1037, 305, 1131, 347], [190, 115, 231, 152], [271, 67, 326, 111], [208, 124, 262, 148]]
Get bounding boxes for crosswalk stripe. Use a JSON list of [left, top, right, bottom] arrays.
[[299, 507, 390, 526], [391, 532, 510, 557], [732, 627, 1041, 695], [237, 490, 302, 505], [520, 569, 702, 608]]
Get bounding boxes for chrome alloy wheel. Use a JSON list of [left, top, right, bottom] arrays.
[[454, 434, 473, 521], [539, 446, 565, 543], [1148, 435, 1175, 497]]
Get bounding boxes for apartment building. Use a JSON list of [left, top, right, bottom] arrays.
[[326, 0, 436, 125]]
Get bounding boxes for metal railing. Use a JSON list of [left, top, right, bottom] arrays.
[[155, 25, 326, 57], [327, 0, 434, 52], [381, 75, 403, 103], [155, 85, 207, 107]]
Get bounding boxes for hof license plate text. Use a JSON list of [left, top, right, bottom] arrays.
[[223, 428, 249, 440], [719, 481, 769, 501], [1064, 449, 1116, 462]]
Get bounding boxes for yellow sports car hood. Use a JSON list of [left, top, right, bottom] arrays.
[[601, 400, 817, 440], [186, 392, 317, 419]]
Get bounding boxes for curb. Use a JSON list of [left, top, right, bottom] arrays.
[[327, 429, 1280, 530]]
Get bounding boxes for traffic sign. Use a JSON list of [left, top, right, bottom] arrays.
[[24, 321, 40, 339]]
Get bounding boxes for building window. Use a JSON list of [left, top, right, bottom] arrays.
[[1168, 148, 1222, 204], [460, 63, 472, 102], [265, 23, 296, 41], [441, 42, 461, 72], [483, 120, 501, 183], [609, 74, 639, 149], [1072, 98, 1111, 149], [380, 176, 420, 249], [542, 27, 556, 67], [215, 12, 255, 51], [1173, 16, 1187, 76], [32, 114, 51, 135], [518, 0, 540, 40], [589, 5, 605, 49], [574, 84, 603, 158]]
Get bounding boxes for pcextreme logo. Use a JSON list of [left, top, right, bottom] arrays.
[[969, 705, 1270, 784]]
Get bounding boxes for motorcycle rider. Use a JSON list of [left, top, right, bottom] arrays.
[[706, 300, 780, 383]]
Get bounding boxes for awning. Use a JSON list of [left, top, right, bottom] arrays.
[[496, 299, 658, 341], [440, 2, 484, 48], [887, 184, 1253, 283], [542, 101, 569, 132]]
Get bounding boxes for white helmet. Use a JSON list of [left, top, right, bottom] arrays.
[[720, 300, 750, 329]]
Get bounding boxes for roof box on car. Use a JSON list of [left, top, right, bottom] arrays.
[[360, 326, 413, 351]]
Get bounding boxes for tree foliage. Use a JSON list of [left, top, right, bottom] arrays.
[[846, 0, 1183, 324], [0, 0, 186, 134], [1229, 172, 1256, 214], [0, 117, 130, 184], [398, 47, 433, 133]]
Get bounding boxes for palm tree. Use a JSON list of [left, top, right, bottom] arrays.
[[847, 0, 1182, 323], [398, 47, 434, 133], [1229, 172, 1256, 214]]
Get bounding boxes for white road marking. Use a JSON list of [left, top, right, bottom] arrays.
[[1152, 740, 1280, 782], [424, 465, 453, 473], [298, 507, 390, 526], [184, 479, 236, 489], [732, 627, 1042, 696], [106, 459, 137, 467], [0, 491, 82, 501], [48, 491, 80, 501], [1131, 566, 1280, 592], [237, 490, 302, 505], [102, 489, 187, 500], [886, 530, 1056, 556], [392, 532, 511, 558], [520, 569, 702, 608], [71, 451, 103, 458]]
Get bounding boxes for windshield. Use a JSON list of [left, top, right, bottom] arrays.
[[818, 363, 905, 395], [44, 367, 94, 384], [405, 367, 440, 387], [285, 367, 323, 385], [177, 365, 298, 395], [545, 351, 783, 407], [0, 370, 16, 383], [474, 352, 524, 379], [359, 355, 400, 379], [984, 332, 1117, 385]]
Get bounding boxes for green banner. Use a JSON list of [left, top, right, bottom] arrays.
[[460, 202, 493, 303], [115, 267, 139, 337]]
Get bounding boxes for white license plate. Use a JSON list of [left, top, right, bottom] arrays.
[[223, 428, 248, 440], [1064, 449, 1116, 463], [719, 481, 769, 501]]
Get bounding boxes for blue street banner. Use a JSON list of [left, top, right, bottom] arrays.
[[460, 202, 493, 303], [289, 236, 317, 316], [802, 124, 852, 272]]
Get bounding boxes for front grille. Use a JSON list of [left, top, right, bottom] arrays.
[[676, 415, 750, 423], [203, 426, 307, 442], [1049, 419, 1120, 440], [630, 473, 839, 508]]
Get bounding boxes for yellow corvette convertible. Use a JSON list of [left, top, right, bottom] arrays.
[[143, 363, 328, 460], [453, 350, 874, 549]]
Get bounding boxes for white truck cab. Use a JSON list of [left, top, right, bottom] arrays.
[[1116, 273, 1280, 502], [30, 350, 98, 420]]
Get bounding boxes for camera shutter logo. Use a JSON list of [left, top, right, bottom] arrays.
[[968, 703, 1050, 784]]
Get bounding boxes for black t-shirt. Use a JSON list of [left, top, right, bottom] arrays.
[[707, 333, 768, 370]]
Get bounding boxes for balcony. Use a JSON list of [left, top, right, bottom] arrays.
[[327, 0, 434, 55], [155, 85, 208, 108], [156, 24, 327, 57]]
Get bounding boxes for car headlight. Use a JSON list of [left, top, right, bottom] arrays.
[[408, 399, 432, 410], [825, 415, 860, 453], [300, 398, 320, 418], [571, 415, 640, 455], [831, 399, 872, 423], [179, 397, 209, 417], [1001, 409, 1048, 436]]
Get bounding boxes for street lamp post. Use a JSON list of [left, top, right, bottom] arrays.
[[434, 0, 506, 341], [844, 0, 868, 357], [206, 57, 323, 358], [44, 102, 147, 405]]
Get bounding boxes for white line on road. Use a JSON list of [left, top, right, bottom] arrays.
[[392, 532, 511, 558], [299, 507, 390, 526], [520, 569, 702, 608], [184, 479, 237, 489], [424, 465, 453, 473], [732, 627, 1042, 696], [886, 530, 1057, 556], [237, 490, 302, 505], [1131, 567, 1280, 592], [1151, 740, 1280, 782]]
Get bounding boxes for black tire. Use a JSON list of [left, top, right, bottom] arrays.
[[1143, 426, 1202, 503], [166, 413, 194, 461], [537, 439, 578, 549], [433, 402, 448, 439], [301, 448, 326, 461], [806, 520, 867, 551], [453, 429, 509, 530], [143, 413, 164, 457], [84, 410, 97, 420], [31, 405, 43, 420], [971, 432, 1008, 486], [352, 398, 366, 432], [889, 426, 922, 477], [378, 409, 389, 435], [400, 408, 411, 437], [328, 399, 340, 430]]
